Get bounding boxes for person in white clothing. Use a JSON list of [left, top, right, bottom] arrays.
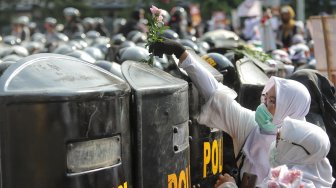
[[149, 38, 334, 187]]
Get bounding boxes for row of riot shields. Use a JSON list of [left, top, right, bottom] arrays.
[[0, 50, 268, 188]]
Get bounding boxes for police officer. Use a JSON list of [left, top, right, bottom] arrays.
[[44, 17, 59, 48], [11, 16, 30, 42], [63, 7, 84, 39], [169, 6, 188, 39], [118, 8, 147, 36]]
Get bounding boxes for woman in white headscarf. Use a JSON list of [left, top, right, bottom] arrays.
[[149, 39, 316, 186], [267, 117, 334, 187]]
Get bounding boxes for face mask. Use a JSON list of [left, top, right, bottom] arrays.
[[255, 103, 277, 134], [269, 141, 280, 167]]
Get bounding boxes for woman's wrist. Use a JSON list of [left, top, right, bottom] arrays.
[[178, 51, 188, 66]]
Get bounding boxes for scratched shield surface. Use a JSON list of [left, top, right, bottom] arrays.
[[0, 54, 132, 188]]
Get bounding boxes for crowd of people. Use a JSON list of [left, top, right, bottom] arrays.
[[0, 3, 335, 188]]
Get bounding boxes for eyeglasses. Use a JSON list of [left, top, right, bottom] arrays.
[[260, 93, 276, 106], [276, 129, 311, 155]]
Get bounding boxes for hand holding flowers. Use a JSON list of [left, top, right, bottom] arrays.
[[144, 5, 169, 66]]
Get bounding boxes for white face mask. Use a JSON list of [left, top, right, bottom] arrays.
[[269, 141, 280, 168]]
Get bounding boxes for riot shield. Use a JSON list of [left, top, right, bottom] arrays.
[[235, 57, 269, 110], [0, 53, 132, 188], [121, 61, 190, 188], [168, 51, 227, 188]]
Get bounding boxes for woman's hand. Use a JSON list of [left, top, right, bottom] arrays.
[[214, 173, 236, 188]]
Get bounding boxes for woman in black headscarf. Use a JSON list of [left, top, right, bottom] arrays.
[[289, 69, 336, 182]]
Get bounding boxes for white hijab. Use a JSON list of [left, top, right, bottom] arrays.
[[263, 76, 311, 125], [242, 76, 311, 185], [274, 118, 334, 187]]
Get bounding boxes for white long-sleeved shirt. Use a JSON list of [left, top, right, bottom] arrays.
[[179, 53, 256, 153], [179, 53, 265, 185]]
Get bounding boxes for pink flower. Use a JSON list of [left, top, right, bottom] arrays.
[[150, 5, 162, 16], [271, 167, 281, 179], [281, 170, 302, 184], [157, 15, 163, 22], [267, 181, 281, 188]]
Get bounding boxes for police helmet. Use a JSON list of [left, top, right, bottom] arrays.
[[111, 34, 126, 45], [66, 50, 96, 63], [14, 16, 30, 25], [170, 6, 187, 21], [95, 60, 123, 79], [93, 43, 111, 56], [93, 36, 110, 44], [29, 22, 37, 30], [119, 46, 149, 63], [202, 53, 236, 87], [23, 41, 45, 54], [94, 17, 104, 26], [292, 34, 305, 45], [82, 17, 95, 28], [31, 33, 47, 43], [84, 47, 104, 60], [52, 44, 76, 55], [72, 32, 86, 40], [197, 41, 210, 55], [0, 61, 16, 77], [86, 30, 100, 39], [119, 41, 136, 49], [7, 46, 29, 57], [2, 55, 22, 62], [86, 31, 100, 45], [272, 49, 291, 64], [127, 31, 147, 44], [63, 7, 80, 17], [288, 43, 309, 65], [45, 17, 57, 26], [162, 29, 179, 40], [3, 35, 21, 46], [55, 33, 69, 42], [179, 39, 199, 54]]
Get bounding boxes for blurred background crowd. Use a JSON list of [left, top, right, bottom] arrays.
[[0, 0, 335, 77]]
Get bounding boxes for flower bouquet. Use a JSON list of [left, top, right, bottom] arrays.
[[143, 5, 169, 66], [262, 165, 304, 188]]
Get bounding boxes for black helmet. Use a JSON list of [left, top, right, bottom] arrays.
[[179, 39, 199, 54], [94, 60, 123, 79], [86, 30, 101, 39], [66, 50, 96, 63], [93, 43, 111, 56], [31, 33, 47, 43], [119, 41, 136, 49], [202, 53, 236, 87], [162, 29, 179, 40], [170, 6, 187, 21], [127, 31, 147, 43], [52, 44, 75, 55], [111, 34, 126, 45]]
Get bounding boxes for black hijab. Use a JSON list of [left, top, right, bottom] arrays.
[[289, 69, 336, 180]]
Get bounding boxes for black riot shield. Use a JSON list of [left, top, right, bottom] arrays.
[[235, 57, 269, 110], [169, 51, 226, 188], [0, 53, 132, 188], [121, 61, 190, 188]]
